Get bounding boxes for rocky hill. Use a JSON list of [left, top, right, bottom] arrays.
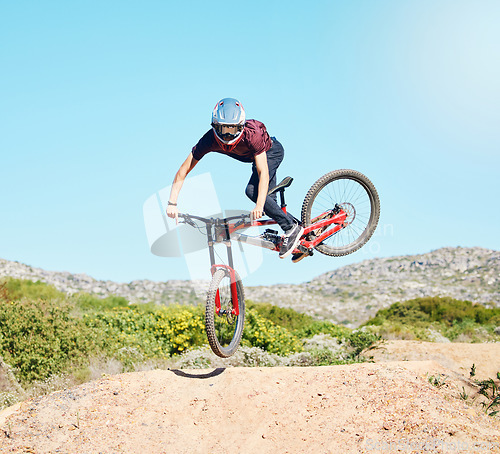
[[1, 247, 498, 327], [0, 258, 206, 306], [246, 247, 500, 326]]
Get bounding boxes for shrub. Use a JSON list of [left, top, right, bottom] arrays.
[[247, 303, 352, 343], [343, 330, 381, 358], [295, 320, 351, 339], [363, 297, 500, 342], [246, 302, 315, 332], [0, 298, 93, 383], [302, 333, 341, 352], [0, 277, 65, 302], [366, 297, 500, 328], [0, 278, 380, 390], [83, 304, 206, 359], [73, 293, 130, 311], [242, 309, 302, 355]]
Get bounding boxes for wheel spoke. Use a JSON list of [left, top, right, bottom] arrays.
[[301, 170, 380, 257]]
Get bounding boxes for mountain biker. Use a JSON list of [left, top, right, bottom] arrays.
[[166, 97, 304, 259]]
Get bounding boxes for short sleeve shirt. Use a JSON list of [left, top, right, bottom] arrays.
[[191, 119, 272, 163]]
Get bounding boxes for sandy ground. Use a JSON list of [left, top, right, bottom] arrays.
[[370, 340, 500, 380], [1, 342, 500, 453]]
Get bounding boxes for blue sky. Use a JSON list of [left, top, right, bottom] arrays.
[[1, 0, 499, 287]]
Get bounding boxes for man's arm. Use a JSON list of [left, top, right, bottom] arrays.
[[252, 151, 269, 220], [166, 152, 199, 221]]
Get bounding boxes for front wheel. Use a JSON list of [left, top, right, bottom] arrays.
[[301, 169, 380, 257], [205, 268, 245, 358]]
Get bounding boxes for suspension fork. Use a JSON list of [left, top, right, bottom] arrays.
[[208, 221, 240, 316]]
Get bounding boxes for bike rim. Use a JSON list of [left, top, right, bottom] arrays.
[[308, 177, 374, 250], [210, 273, 242, 351]]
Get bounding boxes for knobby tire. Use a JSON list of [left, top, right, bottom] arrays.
[[301, 169, 380, 256], [205, 268, 245, 358]]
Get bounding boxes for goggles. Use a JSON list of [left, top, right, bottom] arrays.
[[212, 123, 245, 142]]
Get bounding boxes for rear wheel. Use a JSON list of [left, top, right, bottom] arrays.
[[301, 169, 380, 256], [205, 269, 245, 358]]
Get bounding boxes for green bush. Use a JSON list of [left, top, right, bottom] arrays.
[[363, 297, 500, 342], [366, 297, 500, 327], [363, 320, 432, 341], [0, 277, 65, 302], [304, 348, 350, 366], [84, 305, 206, 359], [242, 309, 303, 355], [0, 278, 378, 391], [247, 302, 352, 342], [73, 292, 130, 311], [343, 330, 381, 358], [246, 302, 315, 332], [0, 298, 93, 383], [295, 320, 351, 339]]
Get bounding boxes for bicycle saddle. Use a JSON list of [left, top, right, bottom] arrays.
[[267, 176, 293, 196]]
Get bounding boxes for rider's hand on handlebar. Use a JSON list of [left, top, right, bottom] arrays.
[[250, 204, 264, 221], [166, 204, 179, 224]]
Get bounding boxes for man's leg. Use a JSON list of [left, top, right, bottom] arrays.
[[245, 138, 296, 231]]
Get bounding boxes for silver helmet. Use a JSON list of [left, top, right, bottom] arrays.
[[211, 98, 246, 145]]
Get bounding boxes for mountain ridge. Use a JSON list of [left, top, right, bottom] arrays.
[[1, 246, 498, 327], [246, 246, 499, 326]]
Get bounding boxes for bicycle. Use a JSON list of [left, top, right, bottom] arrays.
[[178, 169, 380, 358]]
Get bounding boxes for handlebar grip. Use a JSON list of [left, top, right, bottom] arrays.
[[177, 213, 194, 227]]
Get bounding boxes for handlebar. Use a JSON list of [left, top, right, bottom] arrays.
[[178, 213, 251, 228]]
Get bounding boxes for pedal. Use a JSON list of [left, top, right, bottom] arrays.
[[291, 245, 313, 263], [260, 229, 281, 245], [297, 244, 313, 256]]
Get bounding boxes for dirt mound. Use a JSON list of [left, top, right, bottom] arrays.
[[1, 343, 500, 453], [370, 340, 500, 380]]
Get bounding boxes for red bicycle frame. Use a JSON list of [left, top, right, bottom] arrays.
[[179, 181, 350, 317], [221, 206, 348, 254], [210, 264, 240, 316], [300, 209, 347, 250]]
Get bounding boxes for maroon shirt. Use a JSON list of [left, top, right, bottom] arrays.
[[191, 119, 272, 163]]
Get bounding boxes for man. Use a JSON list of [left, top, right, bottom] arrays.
[[166, 98, 304, 259]]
